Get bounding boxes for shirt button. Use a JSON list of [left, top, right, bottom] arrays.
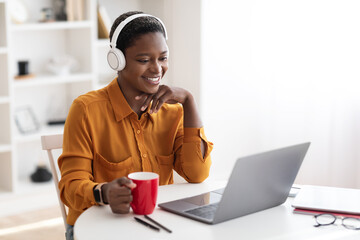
[[136, 130, 141, 134], [142, 153, 147, 158]]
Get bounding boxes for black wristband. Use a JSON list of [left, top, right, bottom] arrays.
[[93, 183, 107, 205]]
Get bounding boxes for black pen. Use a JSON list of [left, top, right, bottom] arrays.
[[144, 215, 172, 233], [134, 217, 160, 232]]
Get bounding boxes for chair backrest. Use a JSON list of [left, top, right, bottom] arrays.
[[41, 134, 67, 229]]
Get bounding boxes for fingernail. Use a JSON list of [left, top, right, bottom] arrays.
[[141, 106, 146, 111]]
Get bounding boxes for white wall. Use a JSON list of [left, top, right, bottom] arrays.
[[164, 0, 202, 104], [201, 0, 360, 188]]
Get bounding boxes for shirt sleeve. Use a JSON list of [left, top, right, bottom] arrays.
[[173, 121, 213, 183], [58, 99, 98, 212]]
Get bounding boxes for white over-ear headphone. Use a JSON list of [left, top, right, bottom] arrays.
[[107, 13, 168, 71]]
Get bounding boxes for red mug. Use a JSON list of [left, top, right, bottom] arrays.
[[128, 172, 159, 215]]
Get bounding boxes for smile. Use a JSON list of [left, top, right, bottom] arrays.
[[143, 76, 161, 85]]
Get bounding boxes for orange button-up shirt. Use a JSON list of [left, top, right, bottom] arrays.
[[58, 79, 213, 225]]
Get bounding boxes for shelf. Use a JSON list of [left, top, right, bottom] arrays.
[[0, 47, 7, 54], [0, 96, 9, 104], [13, 73, 94, 88], [11, 21, 92, 31], [0, 144, 11, 153], [15, 124, 64, 143]]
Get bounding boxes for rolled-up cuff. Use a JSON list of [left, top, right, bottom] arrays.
[[183, 127, 213, 160]]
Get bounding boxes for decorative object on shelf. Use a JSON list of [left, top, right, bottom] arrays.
[[14, 106, 40, 134], [18, 60, 29, 75], [15, 60, 35, 80], [46, 54, 78, 75], [30, 164, 52, 183], [9, 0, 29, 24], [53, 0, 67, 21], [40, 8, 55, 22]]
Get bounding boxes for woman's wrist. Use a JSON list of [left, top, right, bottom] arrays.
[[182, 92, 203, 128], [101, 183, 109, 204], [181, 90, 193, 107]]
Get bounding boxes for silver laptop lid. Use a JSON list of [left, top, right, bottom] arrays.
[[213, 142, 310, 224]]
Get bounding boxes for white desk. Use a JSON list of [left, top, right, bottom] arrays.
[[74, 181, 360, 240]]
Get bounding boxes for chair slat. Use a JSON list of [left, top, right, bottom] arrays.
[[41, 134, 67, 230]]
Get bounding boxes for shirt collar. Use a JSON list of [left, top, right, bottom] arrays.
[[107, 78, 133, 122], [106, 78, 154, 123]]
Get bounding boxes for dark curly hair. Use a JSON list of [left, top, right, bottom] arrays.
[[109, 11, 167, 53]]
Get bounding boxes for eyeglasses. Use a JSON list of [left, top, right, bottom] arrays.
[[314, 214, 360, 230]]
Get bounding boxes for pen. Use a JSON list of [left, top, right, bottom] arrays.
[[144, 215, 172, 233], [134, 217, 160, 232]]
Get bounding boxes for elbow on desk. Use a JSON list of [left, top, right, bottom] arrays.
[[178, 157, 212, 183], [183, 171, 210, 184]]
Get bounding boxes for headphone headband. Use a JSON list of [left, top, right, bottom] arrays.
[[110, 13, 168, 49], [107, 13, 168, 71]]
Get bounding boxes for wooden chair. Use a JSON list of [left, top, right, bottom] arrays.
[[41, 134, 67, 229]]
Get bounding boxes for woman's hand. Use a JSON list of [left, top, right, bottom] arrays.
[[135, 85, 205, 157], [102, 177, 136, 214], [136, 85, 190, 114]]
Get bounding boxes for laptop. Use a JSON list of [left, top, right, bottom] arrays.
[[158, 142, 310, 224], [292, 185, 360, 214]]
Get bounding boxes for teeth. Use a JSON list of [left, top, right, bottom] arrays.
[[147, 77, 160, 82]]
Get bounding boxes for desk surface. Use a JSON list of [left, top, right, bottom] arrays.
[[74, 181, 359, 240]]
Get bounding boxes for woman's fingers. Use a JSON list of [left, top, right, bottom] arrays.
[[105, 177, 136, 214], [135, 85, 189, 114], [153, 92, 173, 113], [150, 91, 167, 114], [135, 94, 150, 112]]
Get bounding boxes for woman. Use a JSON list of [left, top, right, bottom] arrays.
[[58, 11, 213, 239]]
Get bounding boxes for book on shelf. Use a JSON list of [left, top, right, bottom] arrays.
[[66, 0, 74, 21], [97, 5, 112, 39], [293, 208, 360, 219], [74, 0, 84, 20], [66, 0, 85, 21]]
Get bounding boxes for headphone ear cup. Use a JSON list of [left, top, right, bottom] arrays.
[[107, 48, 126, 71]]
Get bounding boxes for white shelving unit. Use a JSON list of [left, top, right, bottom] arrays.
[[0, 0, 98, 198], [0, 0, 13, 195], [0, 0, 200, 214], [10, 20, 93, 31], [13, 73, 94, 88]]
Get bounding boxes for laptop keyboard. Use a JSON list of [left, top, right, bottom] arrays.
[[185, 203, 219, 220]]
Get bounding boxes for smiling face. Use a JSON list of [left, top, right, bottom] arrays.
[[118, 32, 169, 97]]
